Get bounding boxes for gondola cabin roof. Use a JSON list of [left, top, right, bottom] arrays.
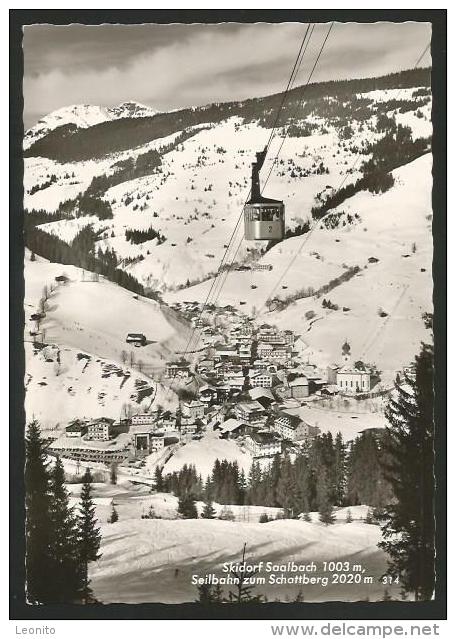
[[245, 194, 283, 205]]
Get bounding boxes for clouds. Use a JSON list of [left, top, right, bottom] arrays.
[[23, 21, 431, 128]]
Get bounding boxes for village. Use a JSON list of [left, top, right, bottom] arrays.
[[46, 300, 389, 474]]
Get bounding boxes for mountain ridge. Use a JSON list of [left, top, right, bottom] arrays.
[[24, 66, 430, 162], [24, 100, 160, 150]]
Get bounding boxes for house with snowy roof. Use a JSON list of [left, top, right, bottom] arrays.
[[218, 418, 247, 439], [234, 400, 265, 424], [336, 366, 371, 393], [288, 376, 309, 399], [182, 400, 205, 421], [245, 432, 281, 458], [272, 411, 319, 442]]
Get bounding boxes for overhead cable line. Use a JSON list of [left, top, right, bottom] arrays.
[[259, 39, 431, 312]]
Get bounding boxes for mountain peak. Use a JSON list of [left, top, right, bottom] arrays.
[[107, 101, 159, 119]]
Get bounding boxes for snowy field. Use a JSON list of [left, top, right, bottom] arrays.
[[90, 514, 397, 604], [163, 431, 253, 478]]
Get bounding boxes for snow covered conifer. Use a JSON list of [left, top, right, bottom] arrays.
[[110, 462, 117, 485], [379, 341, 435, 600], [201, 499, 217, 519], [25, 420, 52, 603], [154, 465, 164, 491], [48, 456, 83, 602], [78, 467, 102, 601], [178, 493, 198, 519], [109, 504, 119, 523]]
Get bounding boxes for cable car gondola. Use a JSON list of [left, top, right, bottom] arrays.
[[244, 146, 285, 241]]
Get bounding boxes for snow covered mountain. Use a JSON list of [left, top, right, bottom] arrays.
[[24, 101, 159, 150], [24, 251, 189, 426], [106, 101, 159, 120], [24, 67, 433, 404]]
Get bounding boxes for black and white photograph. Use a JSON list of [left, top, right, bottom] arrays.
[[9, 9, 446, 619]]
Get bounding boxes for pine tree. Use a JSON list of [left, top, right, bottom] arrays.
[[334, 432, 347, 506], [78, 468, 102, 602], [379, 341, 435, 600], [177, 493, 198, 519], [197, 582, 224, 603], [318, 471, 336, 525], [25, 420, 52, 603], [275, 453, 296, 517], [319, 501, 336, 526], [48, 456, 83, 602], [201, 499, 217, 519], [109, 505, 119, 523], [227, 544, 264, 603], [154, 465, 164, 491], [110, 463, 117, 485], [294, 453, 312, 515]]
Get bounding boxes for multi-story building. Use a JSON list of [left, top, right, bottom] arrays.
[[180, 422, 197, 436], [272, 412, 320, 441], [273, 412, 304, 440], [211, 343, 238, 361], [269, 346, 292, 362], [252, 360, 278, 373], [131, 413, 155, 427], [238, 344, 252, 361], [245, 432, 281, 458], [218, 418, 246, 439], [288, 376, 309, 399], [199, 385, 218, 404], [182, 400, 205, 421], [65, 420, 88, 438], [197, 358, 215, 374], [336, 368, 371, 393], [257, 342, 274, 359], [257, 325, 284, 345], [166, 360, 191, 378], [49, 434, 130, 464], [249, 370, 274, 388], [227, 376, 245, 390], [86, 418, 114, 441], [234, 401, 265, 424]]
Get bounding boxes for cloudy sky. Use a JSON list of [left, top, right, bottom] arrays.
[[23, 21, 431, 129]]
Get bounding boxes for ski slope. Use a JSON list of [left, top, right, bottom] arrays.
[[90, 516, 397, 604]]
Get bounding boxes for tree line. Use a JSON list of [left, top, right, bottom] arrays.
[[125, 226, 166, 245], [25, 217, 155, 298], [155, 429, 393, 524], [25, 421, 101, 604]]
